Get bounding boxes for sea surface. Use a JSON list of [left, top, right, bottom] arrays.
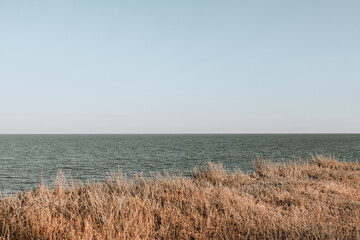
[[0, 134, 359, 194]]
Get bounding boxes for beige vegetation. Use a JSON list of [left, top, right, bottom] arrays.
[[0, 155, 359, 239]]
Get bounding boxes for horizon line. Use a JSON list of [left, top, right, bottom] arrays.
[[0, 132, 359, 135]]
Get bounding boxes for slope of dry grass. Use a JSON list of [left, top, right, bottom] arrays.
[[0, 155, 359, 239]]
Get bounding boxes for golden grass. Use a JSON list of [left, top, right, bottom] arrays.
[[0, 155, 359, 239]]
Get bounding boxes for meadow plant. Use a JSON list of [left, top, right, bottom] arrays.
[[0, 155, 359, 239]]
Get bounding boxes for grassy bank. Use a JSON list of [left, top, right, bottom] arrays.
[[0, 155, 359, 239]]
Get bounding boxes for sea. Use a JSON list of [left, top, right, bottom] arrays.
[[0, 134, 359, 194]]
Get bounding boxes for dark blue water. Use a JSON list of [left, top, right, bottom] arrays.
[[0, 134, 359, 193]]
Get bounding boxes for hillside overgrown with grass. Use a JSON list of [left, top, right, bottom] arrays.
[[0, 155, 359, 239]]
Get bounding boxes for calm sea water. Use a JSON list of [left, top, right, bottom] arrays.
[[0, 134, 359, 193]]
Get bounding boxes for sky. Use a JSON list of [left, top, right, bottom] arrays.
[[0, 1, 359, 134]]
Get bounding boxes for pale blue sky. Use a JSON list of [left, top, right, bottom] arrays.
[[1, 1, 359, 133]]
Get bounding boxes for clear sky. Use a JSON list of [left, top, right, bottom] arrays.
[[1, 1, 359, 133]]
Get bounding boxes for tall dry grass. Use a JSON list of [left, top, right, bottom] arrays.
[[0, 155, 359, 239]]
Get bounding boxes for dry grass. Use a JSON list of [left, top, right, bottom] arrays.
[[0, 155, 359, 239]]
